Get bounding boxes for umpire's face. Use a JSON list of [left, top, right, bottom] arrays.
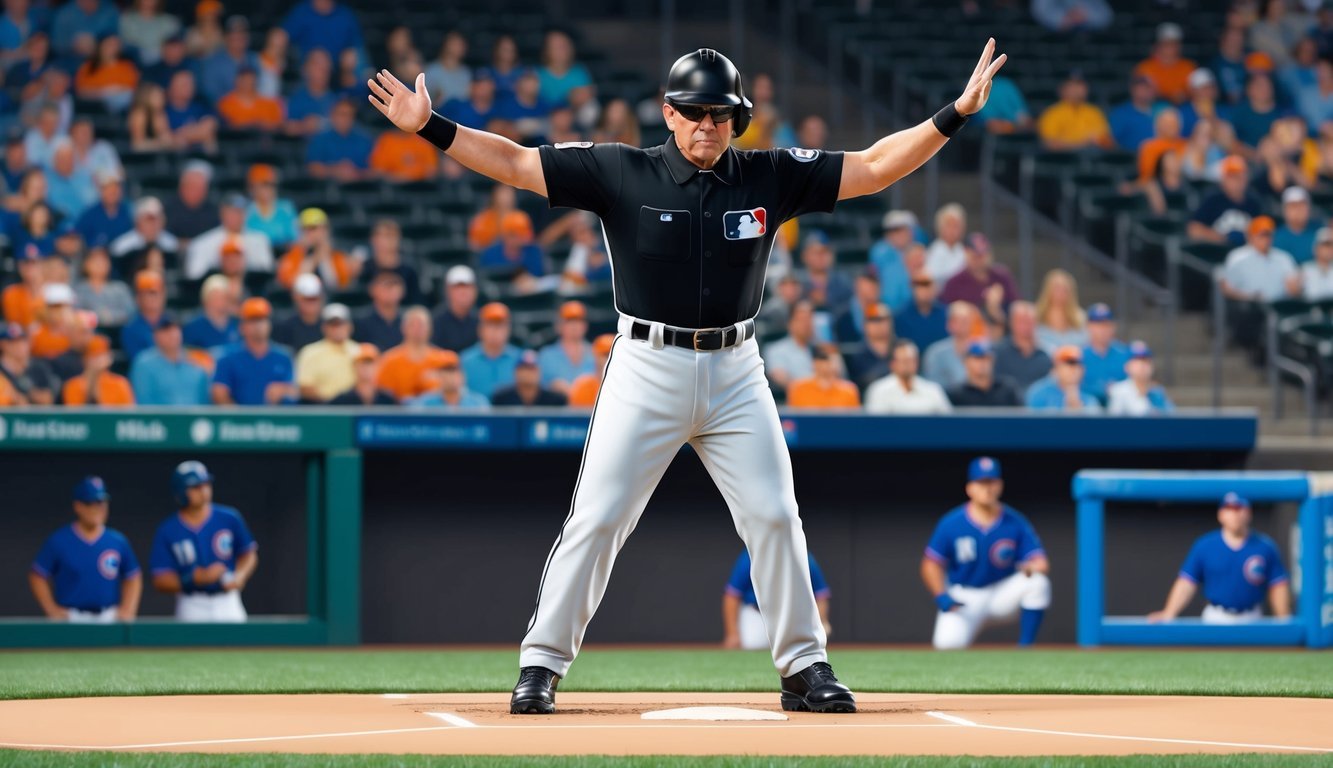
[[664, 103, 731, 168]]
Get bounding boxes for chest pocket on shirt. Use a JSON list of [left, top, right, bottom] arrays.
[[637, 206, 692, 262]]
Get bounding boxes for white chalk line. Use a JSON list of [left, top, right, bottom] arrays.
[[0, 725, 457, 751], [426, 712, 479, 728], [924, 711, 1333, 753]]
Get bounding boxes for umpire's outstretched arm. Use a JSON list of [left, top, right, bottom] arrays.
[[367, 71, 548, 197], [838, 38, 1006, 200]]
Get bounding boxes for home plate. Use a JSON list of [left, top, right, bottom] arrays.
[[641, 706, 788, 721]]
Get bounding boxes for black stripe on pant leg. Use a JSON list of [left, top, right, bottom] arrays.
[[523, 335, 624, 637]]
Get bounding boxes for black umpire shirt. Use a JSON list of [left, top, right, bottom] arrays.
[[539, 138, 844, 329]]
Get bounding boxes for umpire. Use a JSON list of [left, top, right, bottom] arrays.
[[370, 39, 1007, 715]]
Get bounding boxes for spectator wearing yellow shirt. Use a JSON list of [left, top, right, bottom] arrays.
[[1037, 71, 1113, 151], [294, 303, 360, 402]]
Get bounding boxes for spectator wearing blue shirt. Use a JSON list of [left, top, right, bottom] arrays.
[[211, 297, 296, 405], [50, 0, 118, 58], [1228, 72, 1287, 148], [163, 69, 218, 152], [480, 34, 523, 97], [1108, 75, 1162, 151], [1187, 155, 1262, 246], [284, 49, 336, 136], [141, 32, 192, 88], [921, 301, 978, 390], [306, 98, 373, 181], [1030, 0, 1112, 33], [1148, 492, 1291, 623], [1079, 303, 1129, 401], [1177, 68, 1232, 138], [461, 302, 522, 398], [24, 103, 64, 169], [1211, 28, 1247, 105], [1025, 345, 1103, 412], [1107, 341, 1174, 415], [537, 301, 595, 393], [973, 75, 1031, 134], [2, 132, 27, 193], [496, 68, 554, 144], [129, 313, 212, 405], [0, 0, 44, 62], [871, 210, 919, 311], [1278, 37, 1320, 120], [834, 270, 881, 344], [119, 270, 167, 362], [76, 169, 134, 247], [796, 230, 854, 316], [244, 163, 298, 250], [44, 138, 96, 220], [28, 476, 141, 623], [537, 30, 595, 125], [723, 548, 830, 650], [183, 275, 241, 353], [406, 349, 490, 409], [197, 16, 257, 105], [442, 75, 498, 130], [479, 213, 547, 282], [282, 0, 365, 62], [1275, 185, 1317, 264], [895, 274, 950, 359]]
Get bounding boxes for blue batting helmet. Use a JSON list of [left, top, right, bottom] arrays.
[[172, 460, 212, 508]]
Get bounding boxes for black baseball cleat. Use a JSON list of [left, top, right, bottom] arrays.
[[780, 661, 856, 713], [510, 666, 560, 714]]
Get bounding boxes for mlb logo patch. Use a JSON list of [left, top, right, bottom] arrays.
[[723, 208, 766, 240]]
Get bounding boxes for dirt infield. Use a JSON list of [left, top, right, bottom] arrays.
[[0, 693, 1329, 756]]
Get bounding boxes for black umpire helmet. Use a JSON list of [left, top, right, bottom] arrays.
[[664, 48, 753, 138]]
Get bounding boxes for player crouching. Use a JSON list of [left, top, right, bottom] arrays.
[[921, 457, 1051, 649]]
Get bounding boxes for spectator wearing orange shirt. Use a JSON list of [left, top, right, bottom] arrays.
[[0, 369, 19, 406], [567, 333, 614, 407], [376, 307, 455, 401], [1138, 107, 1187, 182], [467, 183, 529, 251], [62, 335, 135, 406], [3, 247, 46, 327], [216, 67, 283, 131], [75, 35, 140, 112], [1133, 23, 1196, 105], [30, 283, 77, 360], [276, 207, 361, 290], [786, 347, 861, 409], [369, 129, 438, 182]]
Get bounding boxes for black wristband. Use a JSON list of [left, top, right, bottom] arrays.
[[418, 111, 458, 152], [932, 101, 969, 138]]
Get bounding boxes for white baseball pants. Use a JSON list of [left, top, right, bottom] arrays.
[[520, 317, 827, 678], [1201, 604, 1263, 624], [933, 571, 1051, 649], [739, 604, 769, 650], [176, 591, 247, 622], [66, 607, 118, 623]]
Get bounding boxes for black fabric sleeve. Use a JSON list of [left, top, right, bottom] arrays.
[[768, 147, 845, 221], [537, 142, 625, 216]]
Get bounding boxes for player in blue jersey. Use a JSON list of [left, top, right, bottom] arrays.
[[723, 549, 832, 650], [920, 457, 1051, 649], [1148, 492, 1291, 624], [149, 461, 259, 622], [29, 476, 142, 623]]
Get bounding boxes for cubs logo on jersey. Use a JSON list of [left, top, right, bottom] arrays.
[[1243, 554, 1267, 586], [213, 529, 234, 560], [97, 549, 121, 580], [724, 208, 766, 240], [990, 539, 1017, 569]]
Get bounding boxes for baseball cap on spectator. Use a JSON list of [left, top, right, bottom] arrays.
[[1129, 340, 1153, 359], [17, 243, 41, 262], [865, 302, 891, 321], [196, 0, 223, 17], [354, 343, 380, 363], [1248, 215, 1276, 236], [480, 302, 510, 323], [1245, 52, 1275, 72], [73, 476, 110, 503], [516, 349, 540, 369], [1220, 492, 1250, 509], [221, 235, 243, 256], [803, 229, 830, 248], [499, 211, 533, 239], [182, 158, 213, 181], [240, 297, 272, 321], [134, 196, 164, 218], [1087, 303, 1114, 323], [1317, 227, 1333, 245], [968, 456, 1002, 482], [882, 210, 917, 231], [154, 311, 179, 330], [811, 346, 833, 362], [2, 322, 25, 341], [43, 282, 74, 306], [965, 232, 991, 254], [225, 15, 248, 32], [94, 168, 123, 187], [299, 207, 329, 228], [1281, 186, 1309, 206], [84, 334, 111, 360], [593, 334, 614, 356], [446, 265, 476, 286], [369, 269, 404, 287], [1219, 155, 1247, 177], [247, 163, 277, 185], [1054, 345, 1083, 364], [135, 271, 164, 293], [965, 339, 993, 357], [222, 193, 248, 209], [1187, 68, 1215, 89], [321, 303, 351, 323], [436, 349, 461, 370], [1130, 73, 1152, 87], [859, 264, 881, 281], [1156, 22, 1183, 42], [559, 301, 587, 321], [294, 273, 323, 298]]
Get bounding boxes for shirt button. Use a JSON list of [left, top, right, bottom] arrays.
[[704, 212, 711, 218], [703, 288, 711, 297], [704, 250, 712, 258]]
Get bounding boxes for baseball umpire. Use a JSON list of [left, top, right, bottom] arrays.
[[370, 39, 1007, 714], [29, 476, 142, 623], [149, 461, 258, 622]]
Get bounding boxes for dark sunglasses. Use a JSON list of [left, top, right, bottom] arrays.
[[912, 279, 934, 288], [670, 102, 735, 123]]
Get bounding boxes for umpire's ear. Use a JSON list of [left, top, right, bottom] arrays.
[[662, 102, 675, 131]]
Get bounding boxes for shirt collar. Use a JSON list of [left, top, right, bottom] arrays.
[[662, 136, 740, 186]]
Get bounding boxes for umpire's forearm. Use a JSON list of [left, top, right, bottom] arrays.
[[424, 120, 546, 195], [863, 120, 950, 190]]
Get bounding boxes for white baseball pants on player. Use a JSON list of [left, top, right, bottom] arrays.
[[176, 591, 247, 622], [520, 317, 827, 678], [66, 607, 118, 623], [1201, 604, 1262, 624], [933, 571, 1051, 650], [739, 604, 769, 650]]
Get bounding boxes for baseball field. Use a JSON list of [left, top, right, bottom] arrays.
[[0, 646, 1329, 766]]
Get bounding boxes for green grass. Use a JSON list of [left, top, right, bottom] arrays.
[[0, 648, 1329, 700], [0, 754, 1329, 768]]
